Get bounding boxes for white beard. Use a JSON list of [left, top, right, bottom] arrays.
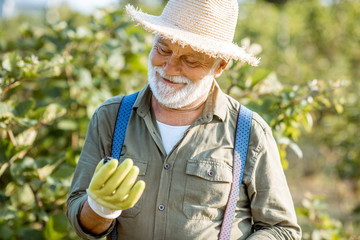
[[147, 60, 214, 109]]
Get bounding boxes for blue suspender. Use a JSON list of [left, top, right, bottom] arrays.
[[110, 92, 138, 240], [111, 92, 138, 160], [219, 105, 253, 240], [110, 93, 252, 240]]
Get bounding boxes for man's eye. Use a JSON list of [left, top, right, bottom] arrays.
[[157, 46, 170, 55], [184, 59, 199, 66]]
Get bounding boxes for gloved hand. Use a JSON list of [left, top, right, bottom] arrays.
[[87, 157, 146, 211]]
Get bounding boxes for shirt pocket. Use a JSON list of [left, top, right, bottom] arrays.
[[118, 157, 148, 218], [183, 159, 233, 220]]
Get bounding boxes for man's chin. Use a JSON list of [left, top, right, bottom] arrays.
[[156, 96, 183, 109]]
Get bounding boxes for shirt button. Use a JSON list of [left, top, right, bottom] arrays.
[[158, 205, 165, 211], [208, 170, 215, 177], [164, 163, 170, 169]]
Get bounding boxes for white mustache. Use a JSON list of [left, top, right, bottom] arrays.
[[153, 66, 190, 84]]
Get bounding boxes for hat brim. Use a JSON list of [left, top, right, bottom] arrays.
[[126, 5, 259, 66]]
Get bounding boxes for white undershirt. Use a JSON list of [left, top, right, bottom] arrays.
[[156, 121, 190, 154]]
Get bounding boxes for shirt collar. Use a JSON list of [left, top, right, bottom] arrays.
[[133, 85, 152, 118], [197, 81, 228, 122]]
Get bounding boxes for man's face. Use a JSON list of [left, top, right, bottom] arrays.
[[148, 36, 223, 109]]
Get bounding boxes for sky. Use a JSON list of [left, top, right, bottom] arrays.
[[1, 0, 120, 17], [61, 0, 119, 14]]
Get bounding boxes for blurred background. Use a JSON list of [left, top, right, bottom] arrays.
[[0, 0, 359, 239]]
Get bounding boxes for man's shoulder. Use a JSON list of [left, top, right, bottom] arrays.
[[251, 112, 272, 135], [90, 95, 125, 127], [93, 95, 125, 115], [98, 95, 124, 110]]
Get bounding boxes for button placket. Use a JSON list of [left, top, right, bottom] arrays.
[[154, 154, 172, 237]]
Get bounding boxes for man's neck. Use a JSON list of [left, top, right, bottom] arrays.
[[151, 95, 207, 126]]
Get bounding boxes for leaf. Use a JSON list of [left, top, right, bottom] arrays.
[[37, 153, 66, 181], [15, 127, 37, 147], [39, 103, 66, 125], [2, 57, 11, 72], [65, 153, 80, 167], [0, 102, 14, 119], [75, 26, 92, 39], [10, 184, 36, 209], [0, 139, 29, 163], [13, 117, 38, 127], [250, 68, 271, 88], [301, 112, 313, 132], [0, 193, 10, 204], [10, 157, 39, 185], [52, 164, 75, 180], [107, 51, 125, 71], [14, 99, 35, 117], [0, 204, 17, 221], [0, 225, 13, 240], [38, 182, 56, 205], [44, 213, 68, 240], [18, 227, 44, 240], [334, 101, 344, 114], [57, 119, 78, 130], [277, 137, 303, 159], [257, 72, 283, 94], [280, 157, 289, 170], [289, 142, 303, 159], [78, 68, 92, 88], [2, 53, 19, 72]]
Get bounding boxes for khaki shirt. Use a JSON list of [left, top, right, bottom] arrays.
[[66, 84, 301, 240]]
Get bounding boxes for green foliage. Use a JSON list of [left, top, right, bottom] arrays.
[[0, 6, 150, 239], [235, 0, 360, 187], [219, 57, 346, 169], [296, 193, 354, 240], [0, 0, 359, 239]]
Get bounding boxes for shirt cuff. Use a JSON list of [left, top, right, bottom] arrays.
[[87, 194, 122, 219]]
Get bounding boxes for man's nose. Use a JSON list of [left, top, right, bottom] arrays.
[[163, 55, 181, 76]]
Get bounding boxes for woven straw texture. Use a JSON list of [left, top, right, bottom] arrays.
[[126, 0, 260, 66]]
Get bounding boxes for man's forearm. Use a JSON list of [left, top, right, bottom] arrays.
[[79, 199, 114, 235]]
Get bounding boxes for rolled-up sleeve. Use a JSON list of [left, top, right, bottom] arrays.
[[245, 115, 302, 239], [66, 110, 116, 239]]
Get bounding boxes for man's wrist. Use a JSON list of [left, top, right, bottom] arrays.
[[87, 194, 122, 219], [78, 199, 114, 235]]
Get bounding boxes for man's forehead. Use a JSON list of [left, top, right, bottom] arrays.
[[156, 36, 208, 60]]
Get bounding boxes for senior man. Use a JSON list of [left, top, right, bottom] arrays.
[[66, 0, 301, 239]]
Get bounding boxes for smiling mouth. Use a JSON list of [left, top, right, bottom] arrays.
[[161, 77, 177, 84], [157, 74, 186, 86]]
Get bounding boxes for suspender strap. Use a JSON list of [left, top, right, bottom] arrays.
[[110, 92, 138, 240], [111, 92, 138, 160], [219, 105, 253, 240]]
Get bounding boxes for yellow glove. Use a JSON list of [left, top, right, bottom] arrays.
[[87, 157, 145, 211]]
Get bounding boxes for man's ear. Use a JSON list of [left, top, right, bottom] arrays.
[[213, 59, 229, 78]]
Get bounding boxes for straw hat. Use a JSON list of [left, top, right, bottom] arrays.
[[126, 0, 260, 66]]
